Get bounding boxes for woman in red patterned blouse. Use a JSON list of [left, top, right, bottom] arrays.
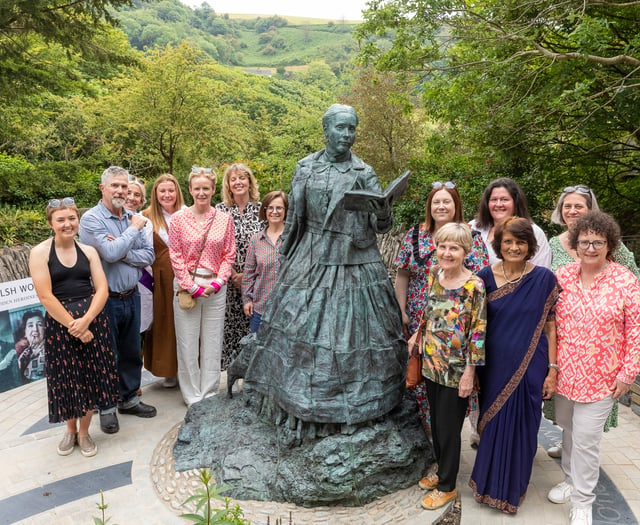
[[548, 211, 640, 525]]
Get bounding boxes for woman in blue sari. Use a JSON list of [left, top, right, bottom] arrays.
[[470, 217, 560, 513]]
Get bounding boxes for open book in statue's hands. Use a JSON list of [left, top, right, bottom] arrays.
[[343, 170, 411, 213]]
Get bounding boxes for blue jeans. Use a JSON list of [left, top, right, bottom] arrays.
[[249, 311, 262, 333], [103, 292, 142, 407]]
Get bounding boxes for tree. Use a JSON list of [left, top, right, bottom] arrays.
[[90, 43, 250, 174], [342, 68, 426, 183], [0, 0, 136, 98], [300, 60, 338, 91], [356, 0, 640, 232]]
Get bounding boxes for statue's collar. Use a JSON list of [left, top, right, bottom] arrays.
[[312, 150, 365, 173]]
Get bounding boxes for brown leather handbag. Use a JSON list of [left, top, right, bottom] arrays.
[[406, 315, 426, 388]]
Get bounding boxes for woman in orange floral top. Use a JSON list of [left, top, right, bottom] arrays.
[[548, 211, 640, 525], [417, 222, 486, 511]]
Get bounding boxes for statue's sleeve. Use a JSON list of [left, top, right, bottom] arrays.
[[280, 165, 306, 257]]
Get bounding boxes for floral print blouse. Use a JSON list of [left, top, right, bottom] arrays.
[[394, 225, 489, 333], [422, 268, 487, 389]]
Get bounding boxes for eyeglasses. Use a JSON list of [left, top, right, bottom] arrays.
[[128, 174, 145, 185], [192, 166, 213, 174], [48, 197, 75, 208], [563, 185, 591, 195], [266, 206, 285, 213], [577, 240, 606, 250], [432, 181, 456, 190]]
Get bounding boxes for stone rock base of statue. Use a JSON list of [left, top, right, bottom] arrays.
[[174, 392, 433, 507]]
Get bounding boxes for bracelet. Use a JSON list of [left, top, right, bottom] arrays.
[[210, 281, 221, 293], [192, 286, 205, 298], [548, 363, 560, 371]]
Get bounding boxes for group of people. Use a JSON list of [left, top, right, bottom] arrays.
[[28, 162, 289, 457], [397, 178, 640, 525], [24, 103, 639, 525]]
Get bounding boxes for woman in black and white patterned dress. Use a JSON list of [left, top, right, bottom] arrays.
[[216, 163, 264, 370]]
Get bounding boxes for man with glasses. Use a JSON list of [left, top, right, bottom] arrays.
[[79, 166, 156, 434]]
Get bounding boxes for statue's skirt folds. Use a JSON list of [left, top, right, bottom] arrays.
[[243, 226, 406, 426]]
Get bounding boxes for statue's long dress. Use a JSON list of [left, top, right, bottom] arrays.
[[243, 151, 406, 425]]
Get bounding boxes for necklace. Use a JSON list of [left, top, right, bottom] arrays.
[[502, 262, 527, 284]]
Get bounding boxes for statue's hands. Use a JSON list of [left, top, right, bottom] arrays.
[[371, 200, 391, 220]]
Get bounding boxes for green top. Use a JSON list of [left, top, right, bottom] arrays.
[[549, 235, 640, 281]]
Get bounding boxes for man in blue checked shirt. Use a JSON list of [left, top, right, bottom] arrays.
[[79, 166, 156, 434]]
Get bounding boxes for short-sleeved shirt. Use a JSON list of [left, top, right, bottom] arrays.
[[422, 268, 486, 388], [394, 225, 489, 332]]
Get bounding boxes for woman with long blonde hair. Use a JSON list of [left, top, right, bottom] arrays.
[[215, 163, 264, 370]]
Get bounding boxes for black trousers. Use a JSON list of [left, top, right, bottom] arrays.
[[425, 378, 469, 492]]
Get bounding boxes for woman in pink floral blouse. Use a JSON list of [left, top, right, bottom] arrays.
[[548, 211, 640, 525]]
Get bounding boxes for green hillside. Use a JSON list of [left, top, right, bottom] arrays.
[[115, 0, 360, 70]]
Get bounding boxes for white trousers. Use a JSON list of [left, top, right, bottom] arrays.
[[556, 393, 614, 508], [173, 279, 226, 406]]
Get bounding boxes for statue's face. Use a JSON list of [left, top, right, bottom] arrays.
[[325, 112, 357, 158]]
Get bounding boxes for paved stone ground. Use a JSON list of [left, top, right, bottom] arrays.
[[1, 373, 639, 524]]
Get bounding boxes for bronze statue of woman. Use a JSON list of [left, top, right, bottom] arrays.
[[240, 104, 407, 426]]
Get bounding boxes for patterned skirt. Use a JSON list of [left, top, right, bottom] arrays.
[[45, 296, 118, 423], [221, 284, 250, 371]]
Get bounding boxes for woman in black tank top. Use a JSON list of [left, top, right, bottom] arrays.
[[29, 199, 117, 458]]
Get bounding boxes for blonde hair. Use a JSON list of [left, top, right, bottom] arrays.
[[188, 168, 217, 188], [221, 163, 260, 207], [143, 174, 185, 233], [433, 222, 473, 254], [128, 179, 147, 208]]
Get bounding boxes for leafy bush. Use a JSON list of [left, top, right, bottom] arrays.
[[0, 206, 50, 247], [0, 154, 101, 208]]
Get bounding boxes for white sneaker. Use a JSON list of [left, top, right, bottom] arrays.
[[570, 506, 592, 525], [548, 481, 573, 504], [547, 443, 562, 458]]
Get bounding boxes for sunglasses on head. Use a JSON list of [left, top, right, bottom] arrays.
[[432, 181, 456, 190], [128, 174, 145, 185], [192, 166, 213, 174], [562, 185, 590, 195], [48, 197, 75, 208]]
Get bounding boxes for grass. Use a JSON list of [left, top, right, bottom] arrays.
[[234, 24, 358, 67], [226, 14, 362, 24]]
